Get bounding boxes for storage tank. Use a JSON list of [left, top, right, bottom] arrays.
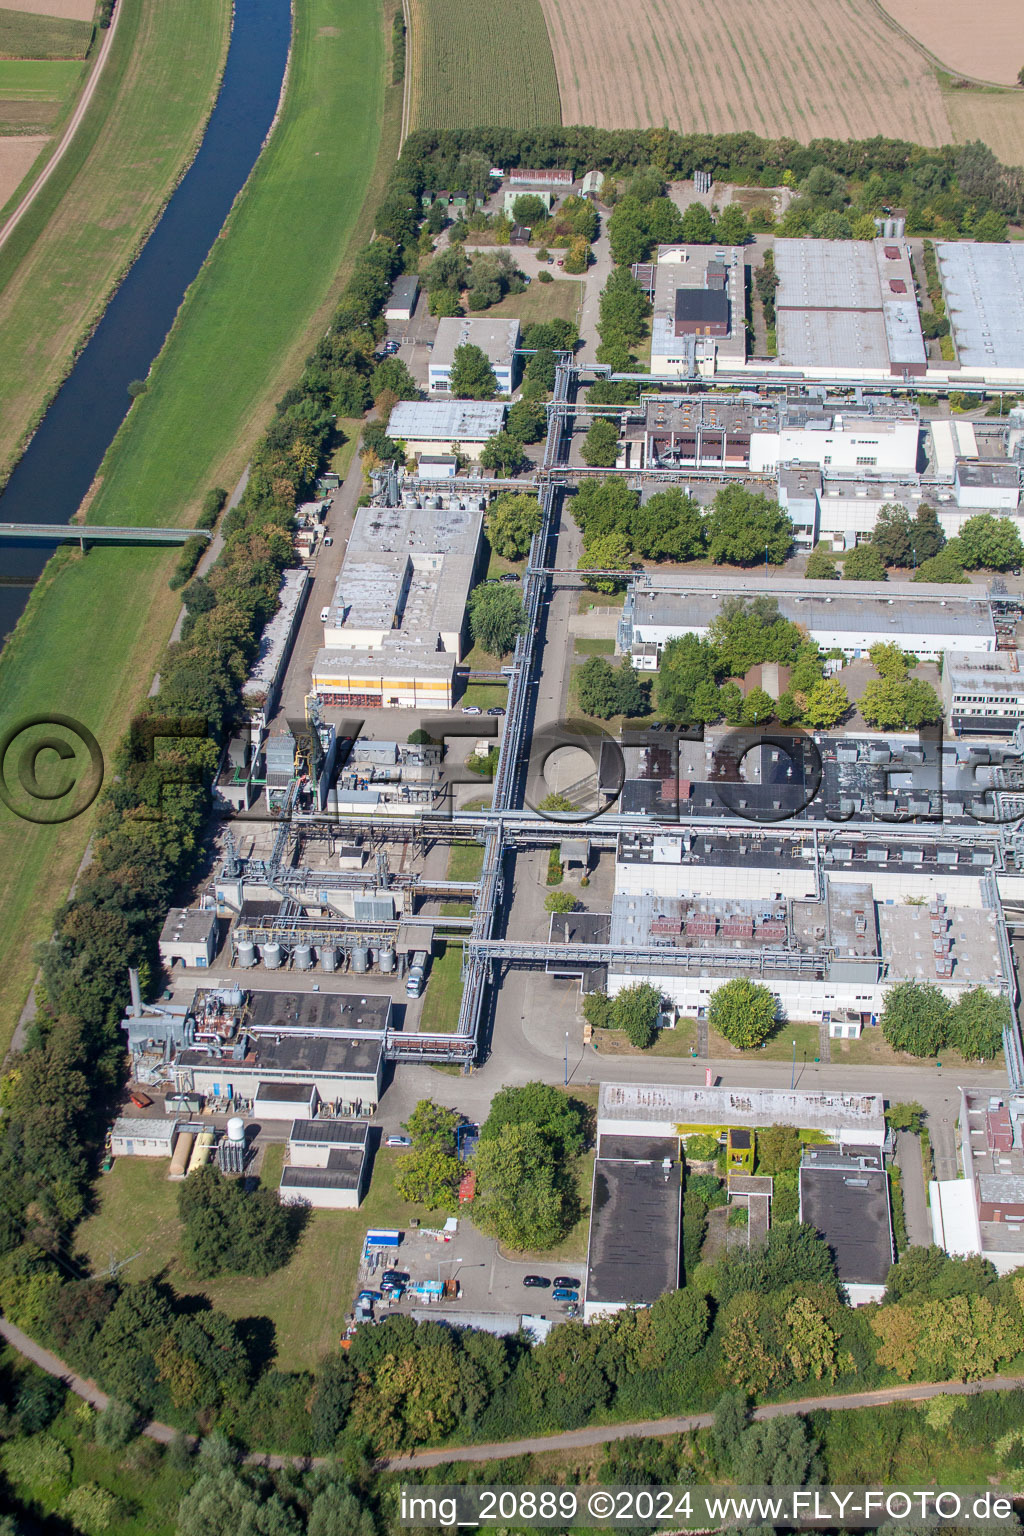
[[236, 939, 257, 969], [378, 946, 396, 974], [262, 941, 283, 970], [224, 985, 245, 1007], [169, 1132, 194, 1180], [320, 945, 338, 972], [226, 1117, 246, 1145], [186, 1131, 215, 1175], [293, 942, 314, 971], [893, 212, 906, 237], [350, 943, 370, 973]]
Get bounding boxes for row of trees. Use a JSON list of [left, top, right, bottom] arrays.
[[808, 507, 1024, 585], [571, 480, 795, 580], [881, 980, 1009, 1060]]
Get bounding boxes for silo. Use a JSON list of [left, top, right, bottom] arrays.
[[884, 217, 896, 239], [293, 942, 314, 971], [187, 1131, 215, 1175], [226, 1117, 246, 1145], [236, 939, 257, 968], [350, 943, 370, 973], [169, 1132, 194, 1180], [378, 946, 396, 974], [262, 941, 283, 970], [320, 945, 338, 972], [893, 212, 906, 237]]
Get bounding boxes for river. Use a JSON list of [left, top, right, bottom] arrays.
[[0, 0, 292, 649]]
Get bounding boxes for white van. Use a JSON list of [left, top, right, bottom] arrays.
[[320, 605, 331, 623]]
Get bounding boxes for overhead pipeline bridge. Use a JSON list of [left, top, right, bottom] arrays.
[[0, 523, 212, 548]]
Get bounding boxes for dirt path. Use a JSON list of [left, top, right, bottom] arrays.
[[0, 0, 123, 256], [3, 1314, 1023, 1470]]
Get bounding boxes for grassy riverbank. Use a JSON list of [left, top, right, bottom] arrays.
[[0, 0, 397, 1049], [0, 0, 232, 481]]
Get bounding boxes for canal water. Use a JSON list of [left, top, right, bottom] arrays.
[[0, 0, 292, 649]]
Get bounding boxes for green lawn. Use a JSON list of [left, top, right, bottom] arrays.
[[0, 0, 395, 1052], [76, 1146, 431, 1376], [0, 0, 231, 458], [418, 941, 464, 1032], [458, 681, 508, 710], [446, 841, 484, 882], [574, 637, 615, 655], [708, 1020, 823, 1064], [0, 57, 82, 96], [485, 277, 583, 328], [0, 9, 95, 60]]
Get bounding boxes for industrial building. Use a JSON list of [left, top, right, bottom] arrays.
[[387, 400, 507, 461], [279, 1119, 371, 1208], [943, 651, 1024, 735], [159, 908, 218, 970], [799, 1147, 894, 1304], [508, 167, 573, 188], [503, 188, 554, 216], [312, 479, 485, 710], [109, 1117, 179, 1158], [647, 246, 747, 377], [777, 466, 1021, 552], [242, 568, 309, 728], [605, 868, 1005, 1033], [931, 1089, 1024, 1275], [618, 572, 996, 665], [773, 238, 927, 379], [384, 274, 419, 322], [596, 1082, 887, 1149], [583, 1135, 682, 1321], [620, 395, 921, 480], [428, 317, 521, 396], [936, 243, 1024, 375]]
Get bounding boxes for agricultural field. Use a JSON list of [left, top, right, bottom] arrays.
[[0, 53, 81, 130], [878, 0, 1022, 85], [0, 130, 44, 198], [0, 0, 395, 1053], [408, 0, 560, 130], [0, 0, 94, 17], [0, 7, 93, 58], [943, 85, 1024, 171], [538, 0, 953, 144]]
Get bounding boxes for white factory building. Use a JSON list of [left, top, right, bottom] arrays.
[[647, 244, 747, 377], [428, 317, 521, 396], [387, 399, 507, 461], [279, 1119, 371, 1209], [618, 572, 996, 666], [312, 482, 485, 709], [605, 865, 1007, 1034], [942, 651, 1024, 736]]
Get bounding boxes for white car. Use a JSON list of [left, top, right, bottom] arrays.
[[461, 704, 481, 714]]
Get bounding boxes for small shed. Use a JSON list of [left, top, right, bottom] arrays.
[[559, 838, 590, 872], [254, 1081, 319, 1120], [451, 191, 469, 211], [580, 170, 603, 200], [420, 190, 433, 208], [510, 223, 531, 246], [385, 274, 420, 321], [159, 908, 218, 969], [110, 1117, 178, 1158], [418, 454, 459, 480]]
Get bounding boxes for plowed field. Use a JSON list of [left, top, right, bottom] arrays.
[[539, 0, 952, 144]]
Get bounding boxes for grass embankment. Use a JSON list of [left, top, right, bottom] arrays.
[[0, 0, 231, 463], [0, 0, 396, 1052], [77, 1147, 426, 1372], [408, 0, 560, 131], [418, 942, 464, 1032]]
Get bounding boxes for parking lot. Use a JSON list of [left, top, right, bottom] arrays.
[[353, 1212, 583, 1325]]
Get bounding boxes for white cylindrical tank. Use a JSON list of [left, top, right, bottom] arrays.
[[186, 1130, 215, 1175], [293, 942, 314, 970], [262, 941, 283, 970], [236, 940, 257, 968], [350, 943, 370, 973], [226, 1117, 246, 1144], [320, 946, 338, 972], [378, 947, 396, 974]]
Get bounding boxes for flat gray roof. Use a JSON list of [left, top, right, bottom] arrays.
[[388, 400, 506, 441], [431, 317, 520, 371], [289, 1118, 370, 1146], [281, 1147, 366, 1190], [388, 275, 419, 304], [937, 243, 1024, 369], [599, 1082, 885, 1137], [112, 1117, 177, 1141], [774, 238, 925, 372], [248, 990, 390, 1036], [945, 651, 1024, 692], [630, 586, 995, 643], [800, 1153, 893, 1285], [160, 908, 217, 944], [586, 1156, 681, 1305]]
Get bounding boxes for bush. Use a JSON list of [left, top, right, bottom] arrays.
[[684, 1133, 720, 1163], [168, 535, 207, 590], [538, 269, 553, 283], [196, 486, 228, 530]]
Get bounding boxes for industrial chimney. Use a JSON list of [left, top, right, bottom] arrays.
[[128, 968, 143, 1018]]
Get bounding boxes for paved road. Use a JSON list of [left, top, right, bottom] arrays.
[[0, 0, 125, 256], [897, 1128, 932, 1246], [4, 1314, 1022, 1473]]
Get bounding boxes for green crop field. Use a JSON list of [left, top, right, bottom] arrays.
[[409, 0, 560, 130], [0, 58, 82, 96], [0, 0, 396, 1052], [0, 9, 95, 61], [0, 0, 231, 473]]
